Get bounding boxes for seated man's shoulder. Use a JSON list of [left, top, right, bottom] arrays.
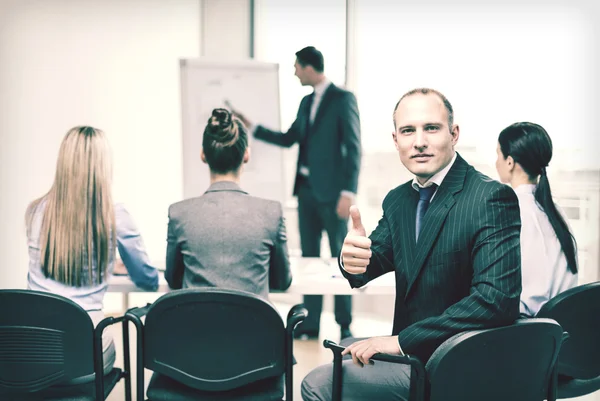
[[382, 181, 414, 207], [462, 169, 518, 209], [466, 167, 514, 194]]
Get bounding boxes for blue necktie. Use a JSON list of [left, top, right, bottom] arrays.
[[416, 185, 437, 241]]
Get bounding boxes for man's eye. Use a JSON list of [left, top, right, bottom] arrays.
[[425, 126, 439, 131]]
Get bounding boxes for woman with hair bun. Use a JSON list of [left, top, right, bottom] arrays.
[[496, 122, 578, 316], [165, 108, 292, 299]]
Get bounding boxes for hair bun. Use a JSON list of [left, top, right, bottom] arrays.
[[206, 108, 237, 145], [210, 108, 232, 129]]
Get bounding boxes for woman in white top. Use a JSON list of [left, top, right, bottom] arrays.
[[495, 122, 578, 317], [26, 126, 159, 381]]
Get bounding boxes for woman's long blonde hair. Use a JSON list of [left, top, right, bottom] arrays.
[[26, 126, 116, 287]]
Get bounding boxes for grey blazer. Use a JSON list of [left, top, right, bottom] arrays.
[[165, 181, 292, 299]]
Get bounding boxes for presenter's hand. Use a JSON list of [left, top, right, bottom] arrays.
[[341, 336, 402, 367], [341, 206, 371, 274], [336, 193, 354, 219]]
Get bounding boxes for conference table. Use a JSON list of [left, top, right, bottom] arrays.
[[108, 257, 396, 310]]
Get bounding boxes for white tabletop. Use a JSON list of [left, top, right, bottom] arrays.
[[107, 257, 396, 295]]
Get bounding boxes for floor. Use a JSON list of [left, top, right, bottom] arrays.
[[102, 297, 600, 401]]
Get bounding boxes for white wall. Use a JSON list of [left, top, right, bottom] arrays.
[[202, 0, 251, 58], [0, 0, 201, 288], [349, 0, 600, 285]]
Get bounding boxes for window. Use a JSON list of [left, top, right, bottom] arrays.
[[351, 0, 599, 282], [255, 0, 347, 253]]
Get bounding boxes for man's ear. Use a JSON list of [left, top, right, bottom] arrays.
[[450, 124, 460, 145], [392, 131, 400, 152], [200, 149, 207, 164]]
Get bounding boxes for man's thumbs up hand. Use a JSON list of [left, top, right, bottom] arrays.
[[341, 206, 371, 274], [349, 205, 366, 237]]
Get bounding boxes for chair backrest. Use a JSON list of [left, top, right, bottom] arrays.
[[143, 288, 286, 392], [0, 290, 95, 394], [536, 281, 600, 379], [425, 319, 563, 401]]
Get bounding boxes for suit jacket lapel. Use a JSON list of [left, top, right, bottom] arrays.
[[310, 84, 335, 131], [404, 155, 468, 300], [298, 94, 313, 141]]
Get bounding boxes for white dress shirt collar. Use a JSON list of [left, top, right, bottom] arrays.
[[513, 183, 536, 195], [313, 77, 331, 98], [308, 78, 331, 126]]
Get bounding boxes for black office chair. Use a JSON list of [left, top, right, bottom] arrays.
[[324, 318, 564, 401], [537, 281, 600, 398], [126, 288, 307, 401], [0, 290, 131, 401]]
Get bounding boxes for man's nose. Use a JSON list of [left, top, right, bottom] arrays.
[[413, 130, 427, 149]]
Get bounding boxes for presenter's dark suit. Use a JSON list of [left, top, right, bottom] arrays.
[[343, 154, 522, 363], [255, 83, 361, 334]]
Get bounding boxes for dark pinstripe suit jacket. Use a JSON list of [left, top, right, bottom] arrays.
[[342, 154, 522, 363]]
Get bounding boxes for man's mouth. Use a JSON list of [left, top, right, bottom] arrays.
[[411, 154, 433, 161]]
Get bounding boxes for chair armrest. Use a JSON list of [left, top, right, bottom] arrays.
[[94, 314, 128, 401], [94, 315, 128, 354], [323, 339, 426, 401], [94, 314, 127, 349], [286, 303, 308, 332], [284, 303, 307, 400], [96, 315, 127, 332], [124, 303, 152, 401], [323, 340, 420, 365], [546, 331, 570, 401], [125, 303, 152, 322]]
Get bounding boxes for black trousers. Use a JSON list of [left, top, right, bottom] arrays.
[[296, 178, 352, 333]]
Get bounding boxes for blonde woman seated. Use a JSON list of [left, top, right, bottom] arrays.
[[165, 108, 292, 298], [496, 122, 578, 317], [26, 126, 159, 381]]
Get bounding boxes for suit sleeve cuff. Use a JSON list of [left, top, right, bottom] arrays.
[[338, 252, 351, 273], [340, 190, 356, 199], [397, 337, 405, 356]]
